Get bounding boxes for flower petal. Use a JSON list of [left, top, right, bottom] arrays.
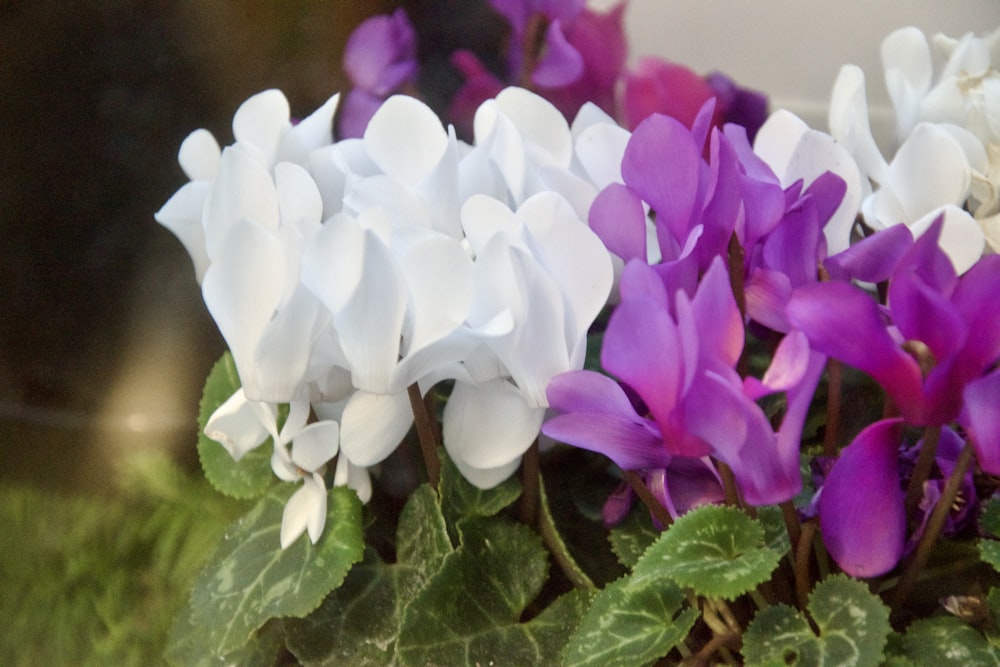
[[203, 388, 270, 461], [339, 390, 413, 467], [178, 129, 221, 181], [365, 95, 448, 186], [819, 419, 906, 577], [291, 420, 340, 472], [280, 473, 328, 548], [443, 379, 545, 473]]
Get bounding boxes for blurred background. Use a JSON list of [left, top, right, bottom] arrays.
[[0, 1, 997, 662]]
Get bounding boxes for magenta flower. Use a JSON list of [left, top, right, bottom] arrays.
[[787, 217, 1000, 428], [449, 0, 626, 131], [338, 8, 418, 138], [545, 257, 824, 507]]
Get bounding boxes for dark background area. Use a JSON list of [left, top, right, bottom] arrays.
[[0, 1, 509, 492]]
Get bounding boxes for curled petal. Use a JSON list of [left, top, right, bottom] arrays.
[[365, 95, 448, 186], [280, 473, 328, 549], [291, 420, 340, 472], [820, 419, 906, 577], [203, 388, 270, 461]]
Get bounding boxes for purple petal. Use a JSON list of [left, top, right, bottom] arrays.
[[542, 411, 668, 470], [963, 369, 1000, 474], [762, 198, 822, 288], [589, 183, 648, 261], [531, 20, 585, 88], [951, 255, 1000, 370], [820, 419, 907, 577], [824, 224, 914, 283], [621, 113, 703, 243], [787, 282, 925, 422], [888, 264, 966, 365], [691, 257, 743, 367], [601, 293, 684, 429], [744, 267, 793, 332], [707, 71, 769, 141], [343, 9, 417, 95], [694, 129, 743, 267]]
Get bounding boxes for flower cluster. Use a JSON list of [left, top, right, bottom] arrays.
[[337, 1, 767, 142], [156, 10, 1000, 665], [831, 25, 1000, 272], [157, 86, 621, 546]]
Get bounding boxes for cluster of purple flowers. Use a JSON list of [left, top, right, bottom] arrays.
[[338, 1, 767, 141], [543, 95, 1000, 578]]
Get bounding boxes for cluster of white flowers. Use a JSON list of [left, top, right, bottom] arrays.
[[830, 25, 1000, 272], [155, 87, 621, 547]]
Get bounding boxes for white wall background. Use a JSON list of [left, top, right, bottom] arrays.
[[624, 1, 1000, 146]]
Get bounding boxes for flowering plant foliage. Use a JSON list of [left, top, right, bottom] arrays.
[[155, 4, 1000, 665]]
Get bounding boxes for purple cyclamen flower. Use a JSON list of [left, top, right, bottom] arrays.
[[545, 256, 825, 506], [338, 8, 418, 138], [787, 217, 1000, 429]]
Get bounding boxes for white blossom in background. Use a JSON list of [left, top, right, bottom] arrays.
[[157, 85, 622, 545], [829, 25, 1000, 270]]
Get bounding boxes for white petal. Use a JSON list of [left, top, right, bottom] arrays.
[[782, 128, 863, 256], [364, 95, 448, 186], [881, 27, 932, 95], [574, 122, 630, 190], [754, 109, 810, 181], [449, 453, 523, 491], [233, 89, 291, 163], [494, 87, 572, 167], [277, 92, 339, 165], [251, 287, 326, 402], [154, 181, 210, 281], [275, 162, 323, 228], [473, 103, 527, 201], [888, 123, 971, 221], [909, 205, 985, 274], [204, 146, 280, 261], [178, 129, 221, 181], [280, 473, 327, 548], [398, 232, 474, 356], [301, 212, 366, 316], [339, 390, 413, 467], [461, 194, 520, 253], [291, 419, 340, 472], [828, 65, 888, 185], [334, 456, 372, 504], [201, 219, 286, 391], [443, 379, 545, 471], [203, 388, 270, 461], [518, 192, 613, 345], [335, 231, 407, 392]]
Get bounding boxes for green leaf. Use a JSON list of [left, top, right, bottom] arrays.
[[395, 516, 586, 666], [284, 484, 453, 666], [538, 472, 595, 591], [631, 504, 781, 600], [182, 485, 363, 657], [982, 497, 1000, 538], [609, 505, 659, 570], [197, 353, 275, 499], [900, 616, 1000, 666], [742, 574, 891, 667], [564, 574, 697, 667], [438, 447, 521, 541]]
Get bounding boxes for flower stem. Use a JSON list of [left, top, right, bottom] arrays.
[[904, 425, 941, 518], [407, 383, 441, 488], [623, 469, 674, 529], [794, 520, 818, 610], [716, 460, 743, 509], [889, 440, 975, 611]]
